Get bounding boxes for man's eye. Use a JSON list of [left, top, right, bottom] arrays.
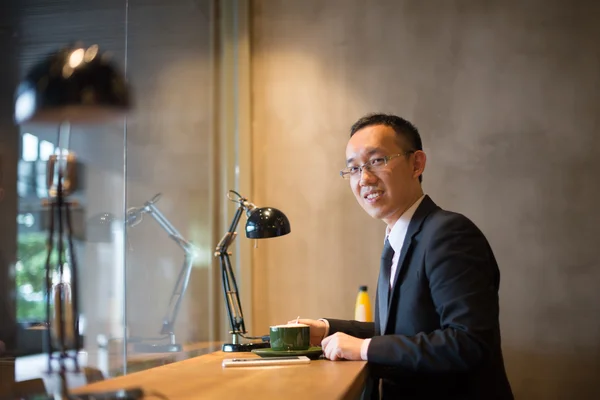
[[348, 166, 360, 173], [370, 158, 385, 166]]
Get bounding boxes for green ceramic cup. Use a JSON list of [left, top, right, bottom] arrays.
[[269, 323, 310, 351]]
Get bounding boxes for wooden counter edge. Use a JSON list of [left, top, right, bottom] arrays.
[[71, 350, 369, 400], [341, 361, 368, 400]]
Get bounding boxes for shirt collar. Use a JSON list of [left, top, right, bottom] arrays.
[[385, 194, 426, 253]]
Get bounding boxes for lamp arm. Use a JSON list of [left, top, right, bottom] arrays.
[[144, 202, 195, 254], [214, 204, 247, 336], [220, 251, 246, 335], [158, 251, 195, 337], [140, 200, 198, 337], [216, 203, 244, 253]]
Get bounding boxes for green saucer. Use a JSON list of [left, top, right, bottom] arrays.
[[251, 346, 323, 360]]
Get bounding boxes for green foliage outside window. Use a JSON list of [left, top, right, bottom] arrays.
[[16, 232, 66, 322]]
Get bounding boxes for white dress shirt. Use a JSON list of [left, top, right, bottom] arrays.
[[359, 194, 425, 360], [386, 194, 425, 289], [320, 195, 426, 360]]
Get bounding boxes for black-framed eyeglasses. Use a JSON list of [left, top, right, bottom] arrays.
[[339, 151, 414, 179]]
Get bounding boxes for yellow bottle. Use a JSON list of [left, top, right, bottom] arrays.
[[354, 285, 373, 322]]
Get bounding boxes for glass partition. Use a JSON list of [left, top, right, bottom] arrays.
[[13, 0, 130, 388], [123, 0, 215, 373], [0, 0, 216, 395]]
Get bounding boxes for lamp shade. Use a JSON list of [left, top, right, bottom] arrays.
[[245, 207, 291, 239], [15, 44, 130, 124]]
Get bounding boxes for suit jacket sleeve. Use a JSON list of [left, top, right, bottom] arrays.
[[325, 318, 375, 339], [367, 214, 499, 372]]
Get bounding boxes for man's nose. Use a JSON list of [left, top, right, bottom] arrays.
[[359, 167, 378, 186]]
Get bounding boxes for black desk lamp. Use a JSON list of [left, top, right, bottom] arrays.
[[14, 44, 139, 399], [215, 190, 291, 352]]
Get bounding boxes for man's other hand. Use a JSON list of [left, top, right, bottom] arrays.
[[287, 318, 327, 346], [321, 332, 364, 361]]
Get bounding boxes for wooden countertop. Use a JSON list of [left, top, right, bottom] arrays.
[[71, 350, 367, 400]]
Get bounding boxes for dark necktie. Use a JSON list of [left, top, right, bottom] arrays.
[[378, 238, 395, 334]]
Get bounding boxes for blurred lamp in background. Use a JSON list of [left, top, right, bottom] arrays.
[[14, 43, 131, 399], [15, 43, 129, 124]]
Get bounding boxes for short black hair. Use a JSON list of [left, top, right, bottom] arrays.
[[350, 113, 423, 182]]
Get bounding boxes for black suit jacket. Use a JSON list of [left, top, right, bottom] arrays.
[[327, 196, 513, 400]]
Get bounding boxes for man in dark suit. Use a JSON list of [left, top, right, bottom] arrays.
[[295, 114, 513, 399]]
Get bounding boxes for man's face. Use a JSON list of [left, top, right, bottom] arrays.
[[345, 124, 424, 227]]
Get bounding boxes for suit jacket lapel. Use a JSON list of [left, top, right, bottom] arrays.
[[381, 195, 439, 334]]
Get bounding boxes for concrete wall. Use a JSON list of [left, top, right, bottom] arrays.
[[250, 1, 600, 398]]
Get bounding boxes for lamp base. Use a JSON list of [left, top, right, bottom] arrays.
[[222, 342, 270, 352], [133, 342, 182, 353]]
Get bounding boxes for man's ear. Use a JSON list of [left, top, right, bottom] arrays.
[[413, 150, 426, 179]]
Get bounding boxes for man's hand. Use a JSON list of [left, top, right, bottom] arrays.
[[321, 332, 364, 361], [287, 318, 327, 346]]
